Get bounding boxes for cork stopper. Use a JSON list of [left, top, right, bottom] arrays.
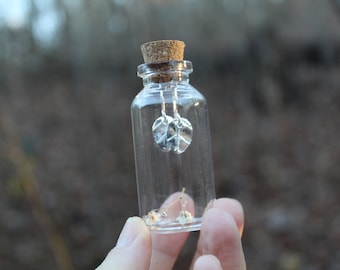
[[141, 40, 185, 63]]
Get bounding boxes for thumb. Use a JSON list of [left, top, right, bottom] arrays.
[[96, 217, 152, 270]]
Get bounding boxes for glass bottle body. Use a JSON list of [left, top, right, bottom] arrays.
[[131, 61, 215, 233]]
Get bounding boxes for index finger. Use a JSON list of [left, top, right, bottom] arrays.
[[190, 198, 246, 270]]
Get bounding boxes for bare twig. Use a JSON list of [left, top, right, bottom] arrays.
[[1, 107, 75, 270]]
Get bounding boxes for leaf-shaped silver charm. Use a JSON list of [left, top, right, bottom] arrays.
[[152, 114, 174, 152], [167, 117, 193, 154]]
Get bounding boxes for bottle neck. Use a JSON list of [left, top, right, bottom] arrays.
[[137, 60, 193, 86]]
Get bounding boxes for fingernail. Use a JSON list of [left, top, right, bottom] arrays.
[[194, 255, 222, 270], [116, 217, 139, 248]]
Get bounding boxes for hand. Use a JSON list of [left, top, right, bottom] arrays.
[[95, 198, 246, 270]]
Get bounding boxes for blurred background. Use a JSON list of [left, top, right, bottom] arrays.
[[0, 0, 340, 269]]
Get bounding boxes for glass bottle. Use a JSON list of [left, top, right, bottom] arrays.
[[131, 43, 215, 234]]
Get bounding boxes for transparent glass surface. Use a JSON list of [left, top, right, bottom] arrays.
[[131, 61, 215, 233]]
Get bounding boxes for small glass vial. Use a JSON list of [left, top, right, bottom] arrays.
[[131, 40, 215, 233]]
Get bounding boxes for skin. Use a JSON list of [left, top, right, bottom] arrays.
[[96, 198, 246, 270]]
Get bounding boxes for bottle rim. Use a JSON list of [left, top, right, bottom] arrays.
[[137, 60, 193, 78]]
